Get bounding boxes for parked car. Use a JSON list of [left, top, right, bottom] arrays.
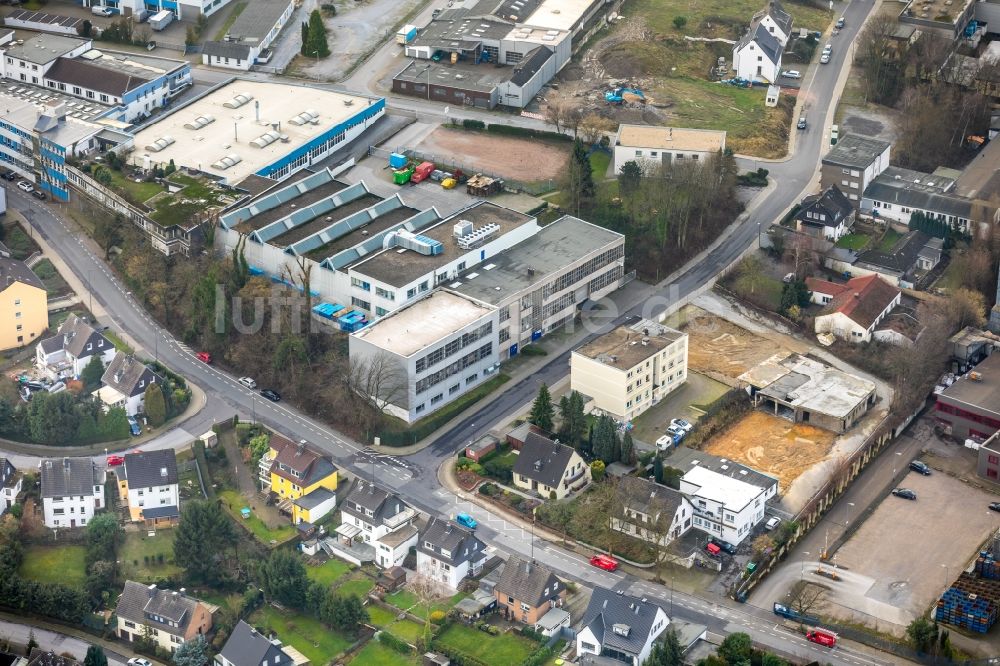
[[711, 537, 738, 555], [238, 376, 257, 389], [797, 116, 807, 130], [17, 181, 33, 193], [655, 435, 674, 451], [806, 629, 837, 648], [589, 554, 619, 572], [670, 418, 693, 433], [823, 43, 832, 53], [666, 423, 686, 441], [196, 351, 212, 364], [892, 488, 917, 500], [432, 8, 441, 17], [765, 516, 781, 530], [1, 170, 16, 181], [260, 388, 281, 402], [92, 5, 114, 15], [31, 189, 46, 200], [47, 381, 66, 393], [128, 659, 152, 666], [820, 53, 831, 64], [706, 542, 722, 557], [455, 512, 477, 529], [909, 460, 931, 475], [127, 417, 141, 437], [106, 455, 125, 466], [990, 502, 1000, 512], [836, 16, 845, 28], [780, 69, 801, 79]]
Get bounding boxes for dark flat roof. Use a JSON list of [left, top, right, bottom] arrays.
[[269, 193, 382, 247], [939, 352, 1000, 417], [303, 205, 423, 261], [823, 134, 891, 169], [233, 178, 350, 233]]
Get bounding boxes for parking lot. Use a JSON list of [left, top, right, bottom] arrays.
[[828, 469, 1000, 625]]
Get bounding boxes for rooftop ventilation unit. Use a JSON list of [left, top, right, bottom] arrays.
[[386, 229, 444, 255], [456, 222, 500, 249], [211, 154, 243, 170], [453, 220, 473, 238], [288, 109, 320, 126], [144, 135, 175, 152], [223, 93, 254, 109], [250, 129, 284, 148], [184, 114, 216, 130]]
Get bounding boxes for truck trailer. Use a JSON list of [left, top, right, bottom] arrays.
[[149, 10, 174, 31], [396, 24, 417, 44]]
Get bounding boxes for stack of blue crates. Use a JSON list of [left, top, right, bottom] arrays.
[[936, 587, 997, 633]]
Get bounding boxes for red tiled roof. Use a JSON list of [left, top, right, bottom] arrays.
[[820, 274, 901, 329], [805, 277, 849, 296]]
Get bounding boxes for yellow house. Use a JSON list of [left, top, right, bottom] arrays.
[[0, 256, 48, 352], [262, 435, 338, 525]]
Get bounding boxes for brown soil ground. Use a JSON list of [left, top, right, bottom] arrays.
[[415, 127, 569, 182], [678, 306, 792, 383], [703, 411, 837, 491]]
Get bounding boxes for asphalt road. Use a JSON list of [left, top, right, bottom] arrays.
[[0, 617, 130, 666], [2, 1, 887, 661]]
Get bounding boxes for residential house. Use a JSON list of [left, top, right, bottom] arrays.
[[115, 450, 180, 526], [36, 313, 116, 381], [576, 588, 669, 666], [97, 353, 162, 417], [115, 581, 215, 654], [0, 458, 22, 515], [571, 319, 688, 422], [493, 556, 565, 624], [612, 125, 727, 175], [861, 166, 988, 236], [732, 22, 782, 83], [416, 517, 488, 590], [794, 186, 856, 241], [820, 134, 891, 204], [935, 352, 1000, 441], [0, 254, 47, 352], [811, 275, 902, 343], [339, 479, 419, 568], [752, 0, 793, 46], [610, 476, 692, 549], [26, 651, 80, 666], [512, 432, 590, 500], [259, 435, 338, 525], [39, 457, 104, 528], [215, 620, 305, 666], [850, 230, 941, 288]]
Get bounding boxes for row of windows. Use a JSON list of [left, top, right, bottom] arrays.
[[406, 281, 431, 299], [415, 322, 493, 372], [935, 401, 1000, 430], [415, 343, 492, 394], [542, 245, 624, 299]]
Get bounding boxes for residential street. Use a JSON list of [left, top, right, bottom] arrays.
[[0, 616, 131, 666]]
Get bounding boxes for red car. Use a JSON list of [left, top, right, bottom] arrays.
[[806, 629, 837, 648], [589, 554, 619, 572], [706, 542, 722, 556], [196, 351, 212, 364], [106, 455, 125, 466]]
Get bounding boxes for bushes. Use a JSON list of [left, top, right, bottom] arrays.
[[378, 630, 413, 654], [429, 610, 447, 624], [521, 646, 555, 666], [519, 626, 544, 643], [474, 620, 501, 635], [462, 119, 486, 130], [478, 483, 497, 497], [485, 124, 572, 142], [737, 168, 769, 187], [482, 456, 514, 483]]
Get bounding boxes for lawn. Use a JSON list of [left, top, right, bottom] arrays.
[[31, 259, 72, 297], [434, 624, 537, 665], [107, 169, 165, 206], [624, 0, 833, 38], [214, 1, 248, 40], [252, 605, 352, 665], [336, 577, 375, 599], [120, 529, 183, 583], [386, 589, 469, 620], [150, 174, 231, 229], [876, 228, 904, 252], [590, 150, 612, 180], [218, 489, 297, 545], [102, 329, 134, 354], [308, 558, 353, 587], [349, 641, 421, 666], [2, 223, 40, 260], [20, 544, 87, 587], [835, 233, 870, 250], [366, 603, 400, 627], [384, 619, 427, 644]]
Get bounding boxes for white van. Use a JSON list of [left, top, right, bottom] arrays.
[[92, 6, 115, 16]]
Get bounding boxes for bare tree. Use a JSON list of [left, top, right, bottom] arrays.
[[910, 30, 952, 82], [857, 12, 903, 104], [787, 580, 827, 617], [347, 352, 407, 434], [563, 103, 583, 139], [947, 287, 987, 330], [543, 98, 567, 134], [407, 573, 450, 650], [579, 112, 615, 146]]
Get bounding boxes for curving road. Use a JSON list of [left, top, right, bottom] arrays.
[[1, 2, 891, 663]]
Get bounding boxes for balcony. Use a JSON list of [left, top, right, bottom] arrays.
[[382, 506, 416, 531]]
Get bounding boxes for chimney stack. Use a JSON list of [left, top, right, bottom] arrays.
[[147, 583, 157, 597]]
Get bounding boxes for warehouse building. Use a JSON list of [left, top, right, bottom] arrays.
[[130, 80, 384, 185], [936, 352, 1000, 441], [201, 0, 295, 70], [349, 290, 501, 423]]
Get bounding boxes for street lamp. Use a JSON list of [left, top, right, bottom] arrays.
[[757, 221, 761, 247], [312, 50, 319, 65], [892, 451, 903, 477], [845, 501, 855, 528], [800, 551, 810, 580]]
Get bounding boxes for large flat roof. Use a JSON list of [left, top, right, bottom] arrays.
[[352, 290, 495, 357], [739, 353, 876, 419], [450, 215, 621, 304], [129, 79, 377, 182], [0, 80, 112, 122], [350, 202, 535, 288], [822, 133, 891, 169], [939, 352, 1000, 418], [0, 93, 103, 146], [575, 321, 684, 370], [5, 33, 86, 65], [682, 465, 763, 512], [523, 0, 599, 31], [233, 177, 350, 233], [615, 124, 727, 153], [394, 60, 512, 93]]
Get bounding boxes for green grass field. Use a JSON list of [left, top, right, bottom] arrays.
[[251, 606, 352, 664], [624, 0, 833, 38], [107, 169, 165, 206], [308, 558, 353, 587], [366, 603, 400, 627], [336, 577, 375, 600], [219, 489, 297, 545], [433, 624, 537, 666], [835, 233, 871, 250], [120, 529, 183, 582], [20, 544, 87, 587], [383, 619, 426, 644], [386, 589, 469, 620], [348, 641, 420, 666], [31, 259, 72, 297]]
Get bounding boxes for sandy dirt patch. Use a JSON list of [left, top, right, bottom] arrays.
[[678, 306, 793, 383], [702, 411, 837, 491], [415, 127, 569, 182]]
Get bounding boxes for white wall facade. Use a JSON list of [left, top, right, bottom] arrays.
[[576, 607, 669, 666], [43, 484, 104, 528], [679, 473, 768, 545], [732, 40, 780, 83], [416, 551, 481, 590], [610, 496, 693, 548], [127, 482, 179, 519], [613, 146, 720, 175]]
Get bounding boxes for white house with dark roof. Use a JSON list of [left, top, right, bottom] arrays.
[[115, 581, 215, 653], [417, 517, 489, 590], [115, 450, 180, 526], [0, 458, 23, 515], [215, 620, 304, 666], [512, 431, 590, 500], [680, 460, 776, 545], [794, 185, 857, 241], [200, 0, 295, 70], [339, 479, 419, 568], [752, 0, 793, 46], [610, 476, 692, 549], [577, 589, 669, 666], [733, 22, 782, 83], [36, 314, 116, 381], [39, 457, 104, 528], [97, 352, 162, 416]]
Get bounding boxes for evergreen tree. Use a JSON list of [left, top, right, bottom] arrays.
[[300, 22, 309, 56], [643, 630, 683, 666], [172, 634, 209, 666], [654, 455, 665, 484], [303, 10, 330, 58], [174, 500, 235, 584], [259, 549, 309, 608], [620, 431, 635, 465], [144, 382, 167, 427], [84, 646, 107, 666], [565, 139, 596, 215], [619, 160, 642, 196], [593, 415, 617, 464], [718, 633, 753, 665], [528, 383, 555, 432], [81, 355, 106, 392], [558, 390, 587, 447]]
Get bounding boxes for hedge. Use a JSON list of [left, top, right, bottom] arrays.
[[486, 124, 572, 142], [378, 631, 413, 655]]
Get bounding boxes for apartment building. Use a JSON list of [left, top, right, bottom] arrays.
[[820, 134, 891, 204], [39, 457, 105, 528], [0, 254, 46, 352], [339, 479, 419, 568], [116, 582, 215, 653], [115, 450, 180, 526]]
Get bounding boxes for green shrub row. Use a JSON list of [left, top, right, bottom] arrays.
[[378, 630, 413, 654]]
